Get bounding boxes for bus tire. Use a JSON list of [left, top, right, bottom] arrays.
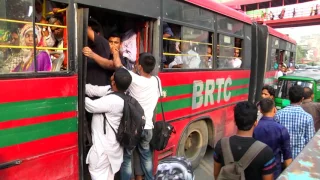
[[176, 120, 208, 169]]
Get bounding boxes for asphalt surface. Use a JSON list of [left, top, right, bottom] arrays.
[[194, 146, 214, 180], [84, 147, 215, 180]]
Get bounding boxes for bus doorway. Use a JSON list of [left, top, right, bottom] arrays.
[[77, 5, 159, 180]]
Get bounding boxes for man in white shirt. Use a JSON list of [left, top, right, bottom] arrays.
[[85, 68, 132, 180], [230, 48, 242, 68], [113, 51, 161, 180], [169, 42, 201, 69]]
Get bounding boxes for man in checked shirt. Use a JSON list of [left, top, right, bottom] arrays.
[[275, 85, 315, 159]]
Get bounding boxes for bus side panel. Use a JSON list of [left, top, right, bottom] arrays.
[[265, 70, 277, 86], [0, 76, 78, 179], [154, 70, 250, 168]]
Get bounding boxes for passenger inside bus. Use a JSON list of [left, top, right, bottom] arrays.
[[0, 24, 51, 73], [168, 41, 201, 69], [0, 0, 67, 73]]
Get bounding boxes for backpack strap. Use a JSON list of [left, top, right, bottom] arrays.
[[103, 113, 117, 135], [154, 76, 166, 122], [238, 141, 267, 170], [221, 137, 234, 165]]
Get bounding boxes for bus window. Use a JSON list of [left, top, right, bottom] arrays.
[[217, 15, 244, 37], [163, 24, 212, 69], [0, 0, 36, 73], [217, 35, 242, 69], [0, 0, 67, 74]]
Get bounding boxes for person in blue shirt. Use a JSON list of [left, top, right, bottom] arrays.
[[253, 98, 293, 179]]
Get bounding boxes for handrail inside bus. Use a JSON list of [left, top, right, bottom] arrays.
[[0, 18, 67, 29], [0, 45, 67, 51], [47, 8, 67, 15], [163, 37, 213, 46], [217, 45, 242, 50], [163, 52, 211, 57]]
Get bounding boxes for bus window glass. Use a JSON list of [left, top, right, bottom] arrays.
[[0, 0, 68, 74], [0, 0, 36, 74], [217, 34, 243, 69], [217, 15, 243, 37], [163, 23, 212, 69], [272, 36, 279, 49], [162, 0, 214, 29]]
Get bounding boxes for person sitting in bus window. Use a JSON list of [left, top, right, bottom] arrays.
[[121, 19, 137, 69], [35, 0, 64, 22], [162, 22, 174, 64], [168, 41, 201, 69], [228, 48, 241, 68], [199, 46, 212, 69], [10, 24, 51, 72], [39, 18, 56, 47], [85, 68, 132, 180], [48, 15, 65, 67]]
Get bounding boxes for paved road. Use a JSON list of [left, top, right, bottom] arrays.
[[194, 146, 214, 180], [85, 146, 215, 180]]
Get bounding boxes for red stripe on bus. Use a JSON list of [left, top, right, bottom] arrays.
[[265, 70, 277, 78], [162, 84, 249, 102], [0, 132, 77, 164], [0, 76, 78, 104], [156, 94, 248, 120], [0, 111, 77, 130], [1, 146, 78, 180], [158, 70, 250, 86]]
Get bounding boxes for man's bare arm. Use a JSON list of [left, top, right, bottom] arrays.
[[284, 158, 292, 168], [82, 47, 114, 70], [262, 174, 274, 180], [214, 160, 222, 180]]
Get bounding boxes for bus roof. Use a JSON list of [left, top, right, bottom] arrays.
[[186, 0, 252, 25], [279, 72, 320, 81], [268, 26, 296, 44]]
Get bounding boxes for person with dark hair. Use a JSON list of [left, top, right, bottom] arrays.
[[257, 85, 275, 121], [275, 85, 315, 159], [113, 52, 161, 180], [301, 87, 320, 131], [254, 98, 292, 178], [85, 68, 132, 180], [261, 85, 275, 99], [214, 101, 275, 180], [83, 17, 113, 85]]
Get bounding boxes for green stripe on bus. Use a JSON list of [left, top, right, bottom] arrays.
[[0, 96, 77, 122], [0, 118, 77, 148], [157, 88, 248, 113], [163, 78, 249, 97]]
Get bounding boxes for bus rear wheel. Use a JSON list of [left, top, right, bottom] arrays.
[[177, 120, 208, 169]]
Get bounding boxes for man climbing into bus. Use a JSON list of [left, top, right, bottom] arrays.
[[85, 68, 132, 180], [113, 51, 161, 180]]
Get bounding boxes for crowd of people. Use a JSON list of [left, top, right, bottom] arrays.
[[214, 84, 319, 180], [0, 0, 67, 73], [82, 17, 161, 180]]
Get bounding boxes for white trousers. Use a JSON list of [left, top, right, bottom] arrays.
[[87, 147, 114, 180]]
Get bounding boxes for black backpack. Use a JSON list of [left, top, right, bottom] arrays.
[[150, 77, 176, 151], [103, 92, 145, 151]]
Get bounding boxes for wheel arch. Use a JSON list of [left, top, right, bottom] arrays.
[[176, 116, 215, 153]]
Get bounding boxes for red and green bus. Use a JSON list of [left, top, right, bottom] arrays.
[[252, 23, 297, 102], [0, 0, 295, 179]]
